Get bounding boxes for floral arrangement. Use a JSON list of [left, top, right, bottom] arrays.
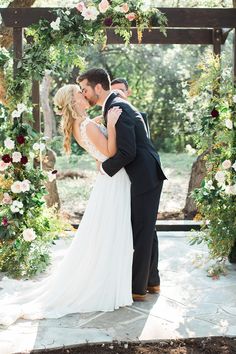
[[0, 104, 65, 278], [188, 53, 236, 265], [8, 1, 166, 104]]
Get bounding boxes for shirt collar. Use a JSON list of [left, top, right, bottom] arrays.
[[102, 91, 115, 113]]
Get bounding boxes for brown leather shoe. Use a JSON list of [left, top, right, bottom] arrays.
[[147, 285, 160, 294], [132, 293, 147, 301]]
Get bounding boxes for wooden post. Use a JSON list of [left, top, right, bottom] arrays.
[[234, 28, 236, 84], [213, 28, 222, 56], [13, 27, 23, 79], [32, 80, 41, 132]]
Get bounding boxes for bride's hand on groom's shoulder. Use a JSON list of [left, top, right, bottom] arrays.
[[107, 107, 122, 128], [92, 115, 103, 124]]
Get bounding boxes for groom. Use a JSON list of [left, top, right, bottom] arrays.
[[78, 68, 167, 300]]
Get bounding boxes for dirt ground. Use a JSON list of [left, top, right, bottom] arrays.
[[28, 337, 236, 354]]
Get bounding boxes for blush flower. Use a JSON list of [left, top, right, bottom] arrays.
[[0, 160, 10, 171], [11, 181, 22, 194], [4, 138, 15, 150], [2, 193, 12, 205], [12, 151, 22, 163], [222, 160, 231, 170], [20, 180, 31, 192], [125, 12, 136, 21], [76, 1, 86, 13], [120, 3, 129, 13], [98, 0, 110, 13]]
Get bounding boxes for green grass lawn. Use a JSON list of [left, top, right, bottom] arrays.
[[55, 152, 196, 220], [55, 152, 196, 174]]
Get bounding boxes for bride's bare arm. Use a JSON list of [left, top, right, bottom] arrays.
[[85, 107, 122, 158]]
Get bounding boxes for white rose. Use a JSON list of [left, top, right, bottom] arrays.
[[11, 181, 22, 193], [82, 6, 99, 21], [50, 17, 61, 31], [231, 185, 236, 195], [205, 180, 215, 190], [222, 159, 231, 170], [17, 103, 27, 114], [185, 144, 196, 155], [21, 180, 31, 192], [39, 143, 45, 151], [215, 170, 225, 183], [4, 138, 15, 150], [225, 184, 236, 195], [11, 200, 23, 213], [12, 151, 22, 163], [23, 228, 36, 242], [225, 119, 233, 130], [33, 143, 40, 151], [12, 110, 21, 118], [232, 95, 236, 103], [29, 152, 35, 159], [11, 204, 19, 213]]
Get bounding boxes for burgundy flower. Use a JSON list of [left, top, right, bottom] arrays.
[[211, 108, 219, 118], [1, 217, 8, 227], [52, 169, 57, 174], [16, 135, 25, 144], [2, 154, 11, 163], [21, 156, 28, 165], [104, 17, 113, 26]]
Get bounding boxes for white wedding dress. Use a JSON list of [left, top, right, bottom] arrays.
[[0, 118, 133, 327]]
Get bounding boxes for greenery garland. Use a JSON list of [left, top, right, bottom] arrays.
[[189, 53, 236, 274]]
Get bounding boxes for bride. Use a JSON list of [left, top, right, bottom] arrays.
[[0, 84, 133, 327]]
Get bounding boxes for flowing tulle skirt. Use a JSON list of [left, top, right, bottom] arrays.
[[0, 168, 133, 326]]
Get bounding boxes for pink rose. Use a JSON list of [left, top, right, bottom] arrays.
[[120, 3, 129, 13], [76, 1, 86, 13], [0, 160, 10, 171], [125, 12, 136, 21], [2, 193, 12, 205], [98, 0, 110, 13]]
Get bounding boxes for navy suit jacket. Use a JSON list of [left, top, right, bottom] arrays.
[[102, 93, 167, 195]]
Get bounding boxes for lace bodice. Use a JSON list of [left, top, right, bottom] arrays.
[[80, 118, 108, 162]]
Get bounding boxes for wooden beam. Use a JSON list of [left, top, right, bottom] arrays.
[[107, 28, 217, 45], [1, 8, 236, 29], [13, 27, 23, 79]]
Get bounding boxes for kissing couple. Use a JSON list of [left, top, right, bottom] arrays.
[[0, 68, 166, 326]]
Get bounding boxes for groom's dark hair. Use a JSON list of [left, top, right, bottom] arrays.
[[77, 68, 111, 91]]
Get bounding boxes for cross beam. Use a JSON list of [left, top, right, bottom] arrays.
[[1, 7, 236, 28]]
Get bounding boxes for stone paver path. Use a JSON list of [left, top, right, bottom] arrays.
[[0, 231, 236, 354]]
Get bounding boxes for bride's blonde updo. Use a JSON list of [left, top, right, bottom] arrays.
[[54, 84, 85, 155]]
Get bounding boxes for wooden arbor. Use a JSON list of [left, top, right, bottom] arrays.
[[0, 7, 236, 131]]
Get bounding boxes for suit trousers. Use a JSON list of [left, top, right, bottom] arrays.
[[131, 181, 163, 295]]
